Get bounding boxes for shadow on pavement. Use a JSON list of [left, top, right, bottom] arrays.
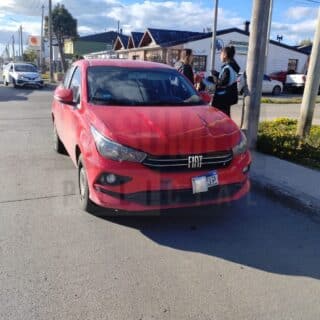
[[94, 192, 320, 280], [0, 85, 52, 102]]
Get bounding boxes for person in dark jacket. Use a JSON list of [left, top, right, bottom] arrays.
[[211, 46, 240, 116], [175, 48, 194, 85]]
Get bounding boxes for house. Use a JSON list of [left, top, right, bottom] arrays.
[[112, 26, 309, 76], [64, 31, 119, 57]]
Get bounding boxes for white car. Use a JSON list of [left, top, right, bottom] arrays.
[[238, 73, 283, 95], [2, 62, 44, 88]]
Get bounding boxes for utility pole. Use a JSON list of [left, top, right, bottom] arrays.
[[12, 35, 15, 61], [264, 0, 273, 73], [241, 0, 272, 149], [48, 0, 54, 82], [40, 4, 45, 71], [210, 0, 219, 72], [20, 25, 23, 58], [297, 8, 320, 139]]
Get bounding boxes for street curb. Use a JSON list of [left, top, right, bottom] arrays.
[[250, 175, 320, 220]]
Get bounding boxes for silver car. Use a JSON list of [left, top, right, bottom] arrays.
[[3, 63, 44, 88]]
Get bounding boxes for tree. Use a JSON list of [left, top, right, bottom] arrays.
[[23, 49, 38, 63], [51, 4, 78, 72], [299, 39, 312, 47]]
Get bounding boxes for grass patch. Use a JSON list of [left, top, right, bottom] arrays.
[[261, 96, 320, 104], [257, 118, 320, 170]]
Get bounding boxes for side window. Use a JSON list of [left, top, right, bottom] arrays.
[[63, 67, 74, 88], [69, 67, 81, 103], [10, 65, 13, 72]]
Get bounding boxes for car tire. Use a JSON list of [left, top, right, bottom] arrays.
[[272, 85, 281, 96], [12, 79, 17, 88], [78, 155, 96, 213], [53, 123, 66, 154]]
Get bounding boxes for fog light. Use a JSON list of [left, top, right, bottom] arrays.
[[98, 173, 132, 186], [106, 174, 117, 184], [243, 165, 250, 174]]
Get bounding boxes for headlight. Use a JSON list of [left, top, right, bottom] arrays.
[[91, 126, 147, 163], [232, 131, 248, 156]]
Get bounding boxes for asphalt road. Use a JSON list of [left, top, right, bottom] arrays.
[[232, 96, 320, 126], [1, 85, 320, 320]]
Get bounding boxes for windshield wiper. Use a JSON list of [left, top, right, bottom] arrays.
[[90, 96, 142, 106]]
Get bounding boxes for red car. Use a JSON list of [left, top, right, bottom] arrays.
[[52, 59, 251, 213]]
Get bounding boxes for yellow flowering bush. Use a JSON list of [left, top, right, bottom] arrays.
[[257, 118, 320, 170]]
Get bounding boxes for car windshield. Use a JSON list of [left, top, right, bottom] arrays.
[[14, 64, 37, 72], [87, 66, 204, 106]]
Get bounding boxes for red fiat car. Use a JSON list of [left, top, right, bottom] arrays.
[[52, 59, 250, 212]]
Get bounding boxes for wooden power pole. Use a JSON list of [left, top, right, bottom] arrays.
[[297, 8, 320, 139], [48, 0, 54, 82], [241, 0, 272, 149], [40, 4, 45, 71]]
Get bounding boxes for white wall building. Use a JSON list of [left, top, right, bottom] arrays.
[[183, 28, 308, 75]]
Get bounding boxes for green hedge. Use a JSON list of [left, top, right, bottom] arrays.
[[257, 118, 320, 170]]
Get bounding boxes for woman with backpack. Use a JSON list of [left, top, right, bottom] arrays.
[[211, 46, 240, 117]]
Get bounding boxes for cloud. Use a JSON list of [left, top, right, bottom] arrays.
[[272, 18, 317, 44], [286, 6, 317, 21], [0, 0, 318, 50]]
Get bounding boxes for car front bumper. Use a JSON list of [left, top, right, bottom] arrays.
[[16, 79, 44, 87], [85, 150, 251, 212]]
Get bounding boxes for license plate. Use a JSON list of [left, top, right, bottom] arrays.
[[192, 171, 219, 194]]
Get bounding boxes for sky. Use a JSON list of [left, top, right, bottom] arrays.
[[0, 0, 319, 56]]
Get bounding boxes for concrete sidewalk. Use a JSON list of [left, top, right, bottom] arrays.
[[250, 151, 320, 216]]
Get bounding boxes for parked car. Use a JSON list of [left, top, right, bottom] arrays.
[[269, 70, 287, 84], [2, 62, 43, 88], [285, 73, 306, 93], [237, 73, 283, 95], [52, 59, 251, 213]]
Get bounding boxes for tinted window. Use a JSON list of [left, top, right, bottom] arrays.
[[87, 66, 203, 106], [14, 64, 37, 72]]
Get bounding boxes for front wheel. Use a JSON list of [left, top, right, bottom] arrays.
[[12, 78, 17, 88], [78, 155, 96, 212], [272, 85, 281, 96]]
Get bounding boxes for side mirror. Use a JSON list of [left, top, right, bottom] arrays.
[[54, 86, 74, 104], [199, 91, 212, 104]]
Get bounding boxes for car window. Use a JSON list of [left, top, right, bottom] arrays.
[[87, 66, 203, 106], [14, 64, 37, 72], [69, 67, 81, 103], [264, 75, 271, 81]]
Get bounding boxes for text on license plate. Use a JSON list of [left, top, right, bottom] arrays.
[[192, 171, 219, 194]]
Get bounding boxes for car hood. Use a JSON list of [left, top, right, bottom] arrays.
[[88, 105, 240, 155]]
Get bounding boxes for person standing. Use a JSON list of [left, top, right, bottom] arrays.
[[175, 48, 194, 85], [211, 46, 240, 116]]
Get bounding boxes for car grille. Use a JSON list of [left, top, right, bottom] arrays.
[[98, 182, 244, 206], [142, 151, 233, 172]]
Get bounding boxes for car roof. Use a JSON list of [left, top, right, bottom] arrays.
[[75, 58, 174, 70]]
